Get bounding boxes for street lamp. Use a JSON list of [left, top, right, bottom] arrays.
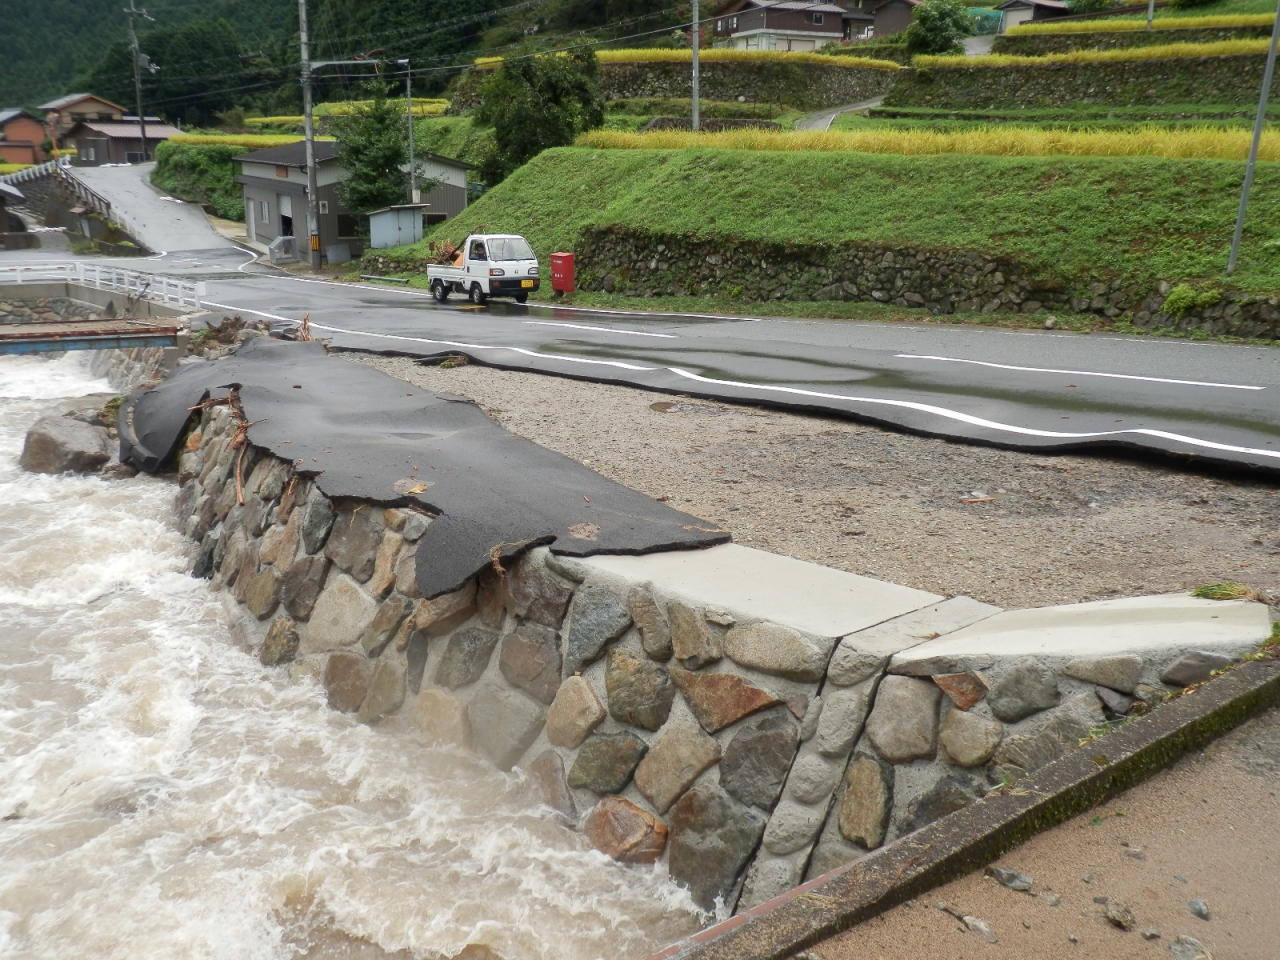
[[398, 59, 416, 203]]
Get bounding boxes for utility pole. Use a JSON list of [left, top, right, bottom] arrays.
[[1228, 0, 1280, 275], [299, 0, 322, 271], [1146, 0, 1155, 31], [398, 59, 416, 202], [125, 0, 153, 161], [691, 0, 701, 131]]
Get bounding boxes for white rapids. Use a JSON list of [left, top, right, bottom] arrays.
[[0, 354, 703, 960]]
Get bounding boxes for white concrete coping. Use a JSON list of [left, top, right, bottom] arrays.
[[891, 593, 1273, 663], [582, 543, 943, 638], [840, 595, 1003, 658]]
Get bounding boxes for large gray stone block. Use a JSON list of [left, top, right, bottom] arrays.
[[723, 621, 832, 682], [864, 676, 941, 764], [468, 682, 546, 771], [299, 574, 379, 655], [668, 784, 766, 911], [563, 582, 632, 675], [20, 415, 111, 474]]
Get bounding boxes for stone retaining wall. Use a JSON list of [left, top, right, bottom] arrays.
[[158, 388, 1264, 916], [884, 54, 1280, 110], [991, 26, 1272, 57], [0, 296, 102, 325], [448, 60, 899, 113], [575, 225, 1114, 316]]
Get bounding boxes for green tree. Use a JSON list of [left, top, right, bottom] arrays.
[[472, 50, 604, 185], [904, 0, 971, 56], [329, 81, 415, 214]]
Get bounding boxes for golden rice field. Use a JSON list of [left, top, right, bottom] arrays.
[[917, 38, 1271, 68], [577, 125, 1280, 161], [475, 48, 901, 70], [169, 133, 333, 148], [315, 98, 449, 116], [1007, 13, 1274, 34]]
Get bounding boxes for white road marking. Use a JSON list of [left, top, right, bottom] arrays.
[[895, 354, 1264, 391], [666, 368, 1280, 462], [524, 320, 677, 339]]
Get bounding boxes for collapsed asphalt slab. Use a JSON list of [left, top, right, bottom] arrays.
[[119, 338, 728, 597], [644, 653, 1280, 960]]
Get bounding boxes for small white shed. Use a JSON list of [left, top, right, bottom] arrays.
[[367, 203, 431, 249]]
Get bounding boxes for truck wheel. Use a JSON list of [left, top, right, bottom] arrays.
[[431, 280, 449, 302], [515, 292, 528, 304], [469, 283, 487, 305]]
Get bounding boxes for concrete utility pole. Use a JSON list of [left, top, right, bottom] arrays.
[[299, 0, 322, 270], [1146, 0, 1155, 31], [691, 0, 701, 131], [125, 0, 154, 162], [398, 59, 416, 202], [1228, 0, 1280, 275]]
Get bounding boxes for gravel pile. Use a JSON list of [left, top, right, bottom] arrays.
[[351, 354, 1280, 610]]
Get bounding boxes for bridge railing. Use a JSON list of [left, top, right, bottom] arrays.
[[0, 262, 205, 311]]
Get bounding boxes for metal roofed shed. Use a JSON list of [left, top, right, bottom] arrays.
[[367, 203, 432, 249]]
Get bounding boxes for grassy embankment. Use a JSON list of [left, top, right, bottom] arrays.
[[835, 104, 1280, 132], [372, 147, 1280, 305]]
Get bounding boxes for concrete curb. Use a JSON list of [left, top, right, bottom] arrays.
[[645, 655, 1280, 960]]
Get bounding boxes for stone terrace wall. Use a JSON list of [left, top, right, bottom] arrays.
[[163, 396, 1261, 914], [0, 296, 102, 325], [448, 60, 899, 113], [991, 26, 1272, 57], [576, 224, 1109, 316], [884, 54, 1280, 110]]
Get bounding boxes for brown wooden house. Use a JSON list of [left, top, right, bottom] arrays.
[[66, 119, 181, 165], [869, 0, 922, 38], [712, 0, 849, 51], [39, 93, 126, 138], [0, 109, 47, 165]]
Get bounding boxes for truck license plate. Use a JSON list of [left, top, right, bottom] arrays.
[[521, 279, 534, 288]]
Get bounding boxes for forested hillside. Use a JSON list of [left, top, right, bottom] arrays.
[[3, 0, 685, 120]]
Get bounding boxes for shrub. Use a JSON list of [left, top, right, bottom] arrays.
[[1162, 283, 1222, 315], [150, 141, 246, 220], [1065, 0, 1120, 13], [905, 0, 972, 56], [169, 133, 326, 148]]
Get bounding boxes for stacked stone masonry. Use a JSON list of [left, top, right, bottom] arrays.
[[991, 26, 1272, 57], [448, 60, 899, 113], [0, 297, 103, 325], [885, 54, 1280, 111], [172, 402, 1265, 914]]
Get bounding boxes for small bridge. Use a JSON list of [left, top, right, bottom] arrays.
[[0, 317, 180, 356]]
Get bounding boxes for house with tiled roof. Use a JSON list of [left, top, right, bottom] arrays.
[[0, 109, 47, 165]]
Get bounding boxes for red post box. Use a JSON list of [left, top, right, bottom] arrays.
[[550, 252, 575, 294]]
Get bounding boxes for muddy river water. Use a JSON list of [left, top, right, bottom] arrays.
[[0, 355, 702, 960]]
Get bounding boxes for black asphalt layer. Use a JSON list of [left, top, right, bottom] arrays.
[[119, 338, 727, 597], [197, 274, 1280, 477]]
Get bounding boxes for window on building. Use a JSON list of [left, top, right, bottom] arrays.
[[809, 12, 824, 24], [336, 214, 360, 238], [81, 145, 95, 161], [275, 165, 288, 178], [125, 151, 144, 163], [730, 15, 738, 27], [259, 199, 269, 224], [716, 18, 724, 30]]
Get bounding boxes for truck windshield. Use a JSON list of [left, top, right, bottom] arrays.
[[487, 237, 535, 261]]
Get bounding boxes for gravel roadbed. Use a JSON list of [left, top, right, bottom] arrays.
[[351, 354, 1280, 610]]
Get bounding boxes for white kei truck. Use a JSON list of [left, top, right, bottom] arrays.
[[426, 234, 541, 305]]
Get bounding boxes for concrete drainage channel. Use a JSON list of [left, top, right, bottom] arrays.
[[102, 337, 1276, 953]]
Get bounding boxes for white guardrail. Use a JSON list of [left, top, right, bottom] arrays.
[[0, 262, 205, 311]]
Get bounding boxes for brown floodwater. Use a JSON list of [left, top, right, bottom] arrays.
[[0, 354, 703, 960]]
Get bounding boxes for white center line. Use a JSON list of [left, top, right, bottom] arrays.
[[895, 354, 1264, 391], [524, 321, 676, 339]]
